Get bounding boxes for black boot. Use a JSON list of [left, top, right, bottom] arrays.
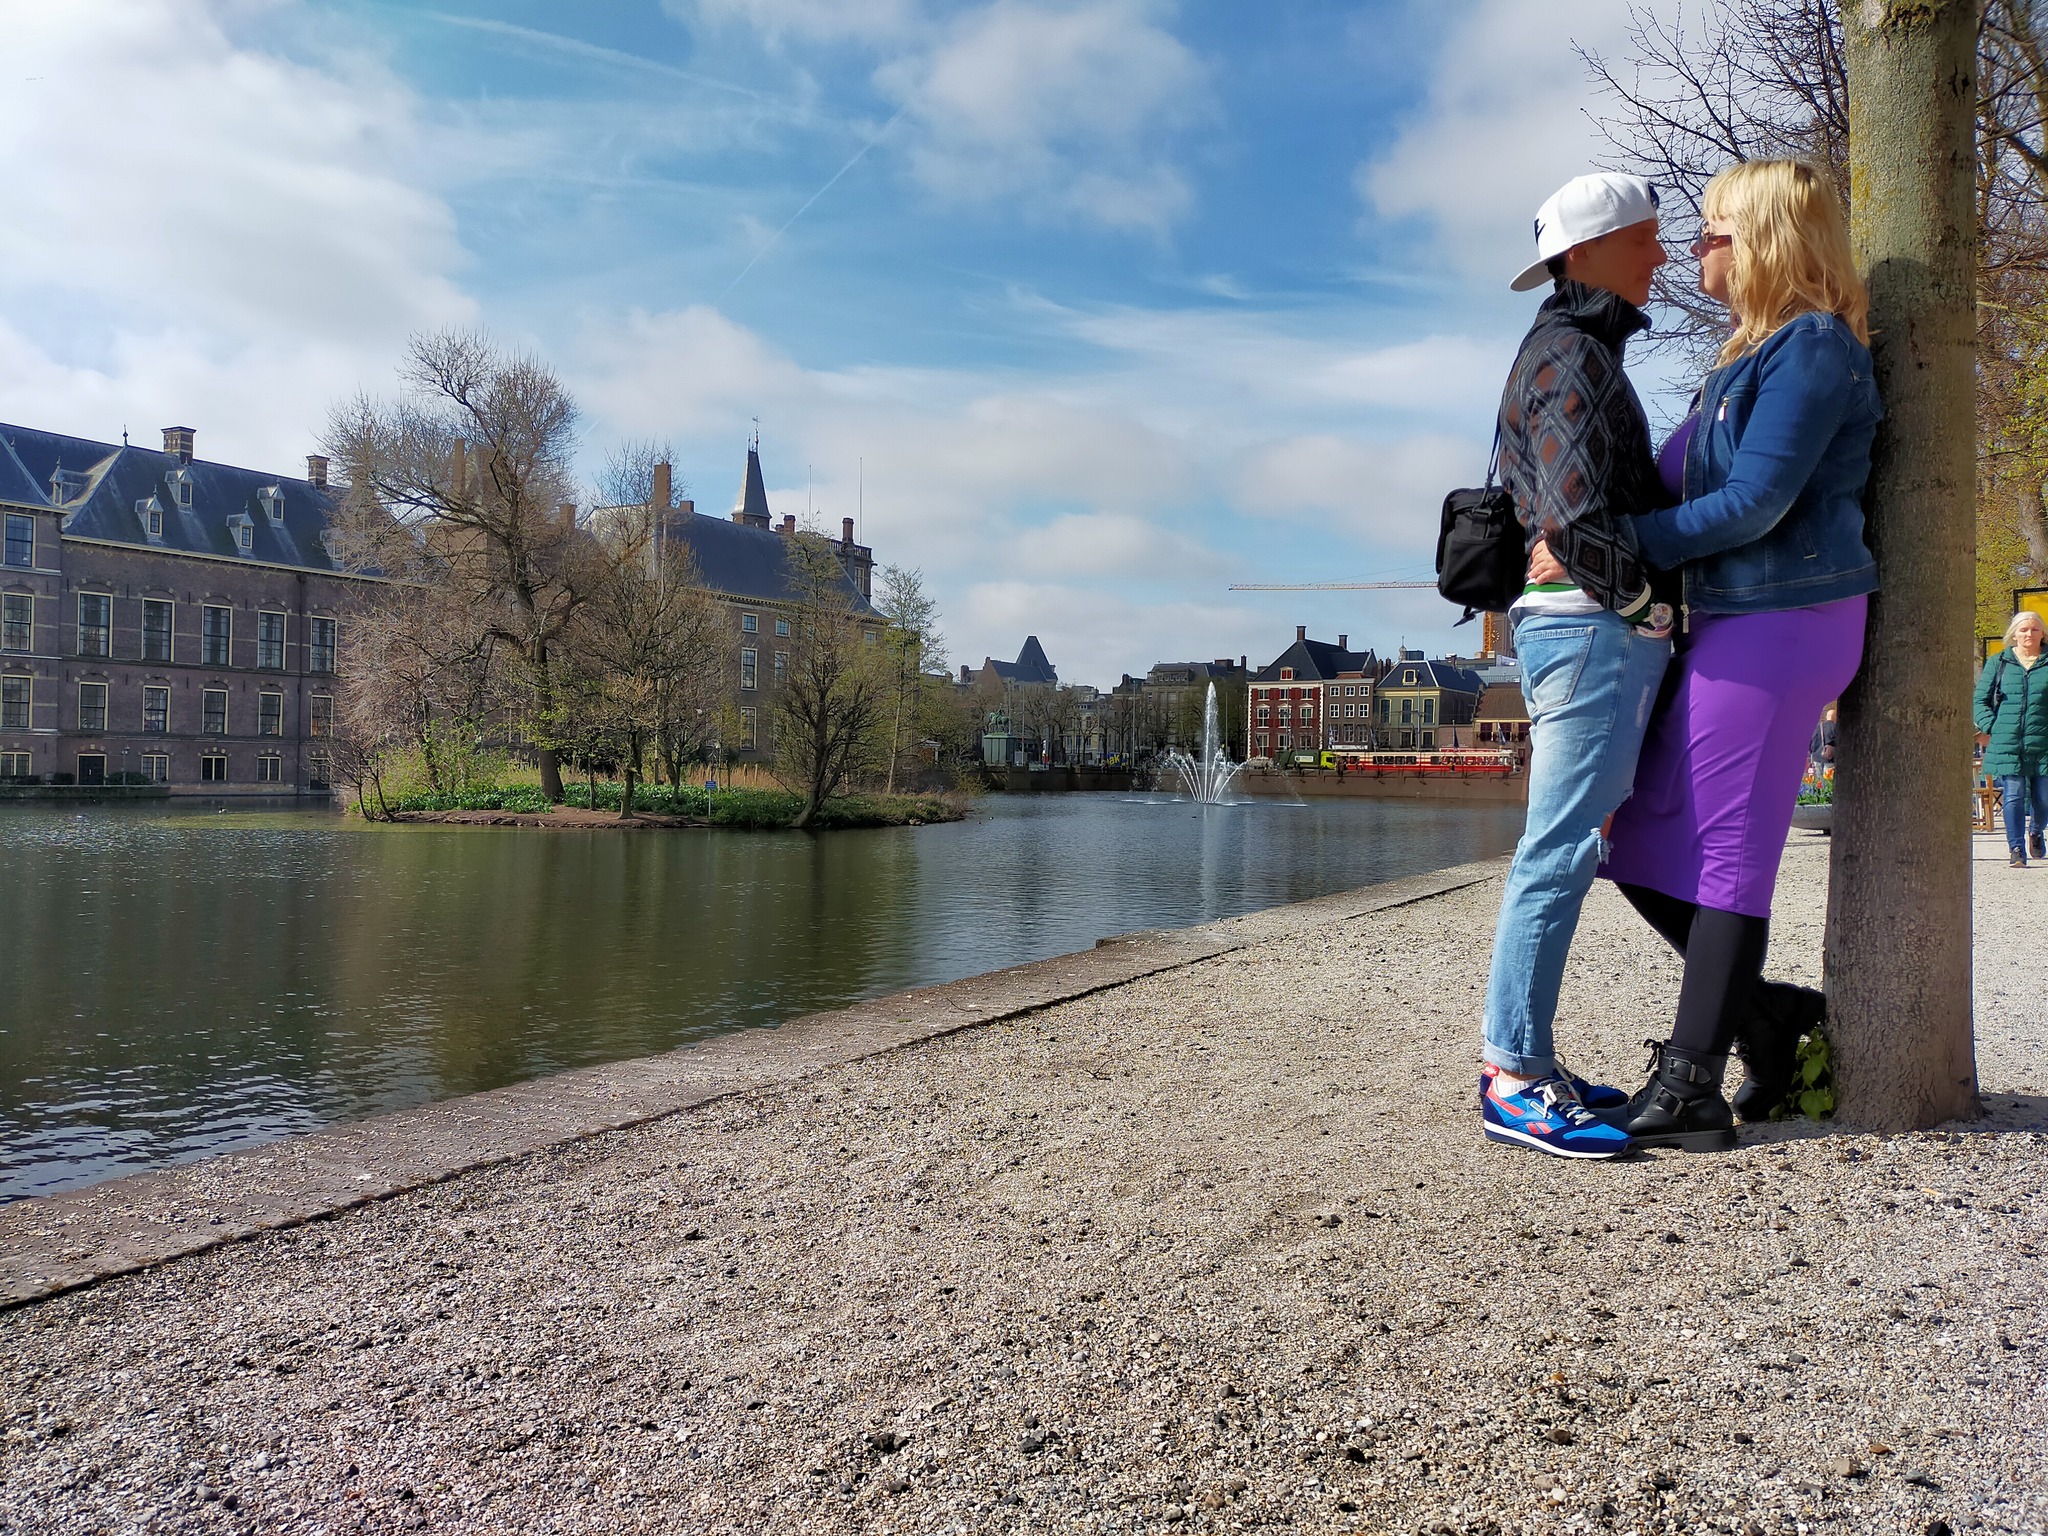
[[1731, 982, 1823, 1124], [1624, 1041, 1736, 1151]]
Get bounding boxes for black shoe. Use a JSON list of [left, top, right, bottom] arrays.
[[1624, 1041, 1736, 1151], [1732, 982, 1823, 1124], [2031, 833, 2045, 861]]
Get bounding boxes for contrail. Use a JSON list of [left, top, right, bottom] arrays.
[[722, 104, 910, 299]]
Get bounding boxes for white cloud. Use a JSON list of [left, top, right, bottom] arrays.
[[1360, 0, 1671, 285], [876, 0, 1208, 233], [1234, 434, 1470, 556], [0, 0, 472, 465]]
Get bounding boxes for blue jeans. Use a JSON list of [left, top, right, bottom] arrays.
[[1483, 612, 1671, 1075], [2002, 774, 2048, 855]]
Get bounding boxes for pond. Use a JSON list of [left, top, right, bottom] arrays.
[[0, 794, 1523, 1200]]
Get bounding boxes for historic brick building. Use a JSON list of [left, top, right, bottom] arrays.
[[1247, 627, 1379, 760], [0, 422, 372, 794], [590, 442, 876, 762]]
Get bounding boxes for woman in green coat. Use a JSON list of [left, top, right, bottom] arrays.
[[1975, 610, 2048, 867]]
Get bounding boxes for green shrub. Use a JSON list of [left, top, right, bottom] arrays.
[[376, 780, 962, 829]]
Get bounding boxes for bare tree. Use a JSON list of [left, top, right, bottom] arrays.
[[873, 564, 948, 793], [1581, 0, 2048, 587], [326, 330, 592, 801], [772, 535, 889, 828]]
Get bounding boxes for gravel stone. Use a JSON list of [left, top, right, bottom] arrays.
[[0, 834, 2041, 1535]]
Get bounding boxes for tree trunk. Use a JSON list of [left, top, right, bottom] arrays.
[[1827, 0, 1982, 1129], [620, 765, 637, 820]]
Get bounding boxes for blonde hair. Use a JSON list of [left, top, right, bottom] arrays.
[[2005, 610, 2046, 648], [1702, 159, 1869, 365]]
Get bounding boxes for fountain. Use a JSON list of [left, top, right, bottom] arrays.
[[1159, 682, 1248, 804]]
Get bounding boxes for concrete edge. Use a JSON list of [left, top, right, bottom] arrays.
[[0, 856, 1512, 1310]]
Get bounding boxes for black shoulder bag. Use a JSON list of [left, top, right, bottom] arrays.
[[1435, 428, 1524, 623]]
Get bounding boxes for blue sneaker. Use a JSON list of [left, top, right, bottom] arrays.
[[1481, 1074, 1636, 1160], [1481, 1061, 1629, 1112]]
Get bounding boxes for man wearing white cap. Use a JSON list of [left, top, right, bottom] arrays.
[[1478, 172, 1678, 1160]]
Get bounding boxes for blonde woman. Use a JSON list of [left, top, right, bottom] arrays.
[[1596, 160, 1879, 1145], [1975, 610, 2048, 867]]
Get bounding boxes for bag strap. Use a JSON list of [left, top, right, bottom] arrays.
[[1483, 423, 1502, 493]]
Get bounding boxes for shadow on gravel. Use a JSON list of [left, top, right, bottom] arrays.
[[1715, 1091, 2048, 1149]]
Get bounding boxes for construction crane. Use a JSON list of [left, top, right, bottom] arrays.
[[1227, 580, 1434, 590]]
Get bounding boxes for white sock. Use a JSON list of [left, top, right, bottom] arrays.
[[1490, 1067, 1543, 1097]]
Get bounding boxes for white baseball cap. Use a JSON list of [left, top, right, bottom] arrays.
[[1510, 173, 1662, 291]]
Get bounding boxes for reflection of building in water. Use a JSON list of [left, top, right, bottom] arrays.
[[590, 441, 877, 764], [0, 420, 371, 794]]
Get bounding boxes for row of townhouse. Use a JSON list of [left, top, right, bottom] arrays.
[[0, 423, 367, 792], [1246, 628, 1486, 758]]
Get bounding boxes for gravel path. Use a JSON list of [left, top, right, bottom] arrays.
[[3, 833, 2041, 1536]]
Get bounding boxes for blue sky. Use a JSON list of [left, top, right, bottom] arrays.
[[0, 0, 1688, 687]]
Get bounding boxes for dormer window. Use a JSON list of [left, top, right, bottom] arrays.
[[228, 513, 254, 553], [170, 468, 193, 508], [1279, 668, 1293, 681], [259, 487, 284, 524], [135, 496, 164, 539]]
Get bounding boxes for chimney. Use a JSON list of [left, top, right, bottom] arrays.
[[780, 514, 796, 535], [558, 501, 577, 530], [162, 426, 195, 463], [842, 516, 856, 547], [1240, 655, 1247, 671], [652, 460, 671, 512], [305, 454, 329, 488], [1295, 624, 1307, 644], [1338, 634, 1348, 651]]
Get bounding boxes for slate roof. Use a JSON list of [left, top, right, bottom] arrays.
[[1380, 656, 1486, 696], [1252, 637, 1378, 684], [984, 635, 1058, 685], [731, 446, 772, 527], [651, 509, 865, 611], [1475, 681, 1530, 722], [0, 422, 343, 573]]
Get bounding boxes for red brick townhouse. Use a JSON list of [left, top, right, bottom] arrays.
[[0, 422, 373, 794], [1246, 627, 1379, 760]]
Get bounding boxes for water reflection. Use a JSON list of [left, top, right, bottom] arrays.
[[0, 794, 1521, 1198]]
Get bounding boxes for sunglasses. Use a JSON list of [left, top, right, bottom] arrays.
[[1690, 232, 1734, 258]]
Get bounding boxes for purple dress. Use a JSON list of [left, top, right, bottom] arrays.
[[1600, 415, 1867, 917]]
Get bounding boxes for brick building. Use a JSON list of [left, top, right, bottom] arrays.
[[590, 443, 876, 761], [0, 422, 371, 793], [1246, 627, 1379, 760]]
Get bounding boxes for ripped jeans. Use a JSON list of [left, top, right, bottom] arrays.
[[1482, 610, 1670, 1077]]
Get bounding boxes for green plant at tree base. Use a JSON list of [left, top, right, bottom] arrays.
[[1773, 1024, 1835, 1120], [1796, 778, 1834, 806]]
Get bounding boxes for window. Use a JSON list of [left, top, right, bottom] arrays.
[[740, 647, 757, 690], [257, 610, 286, 670], [309, 694, 333, 738], [1423, 698, 1436, 725], [4, 514, 32, 568], [0, 676, 28, 728], [142, 687, 169, 733], [772, 652, 787, 687], [202, 605, 231, 666], [1401, 699, 1413, 724], [307, 617, 336, 674], [740, 707, 757, 749], [741, 612, 758, 633], [201, 754, 228, 783], [0, 751, 30, 778], [307, 752, 331, 792], [1301, 705, 1314, 722], [2, 593, 29, 652], [260, 487, 284, 523], [234, 520, 252, 552], [145, 502, 163, 538], [78, 682, 107, 733], [1255, 733, 1268, 753], [202, 688, 227, 735], [1403, 669, 1416, 685], [257, 754, 282, 782], [1279, 733, 1291, 750], [141, 754, 169, 784], [175, 475, 193, 508], [1279, 668, 1293, 681], [258, 692, 283, 736], [77, 593, 111, 657], [142, 599, 173, 662], [864, 630, 877, 646], [1421, 731, 1436, 749], [774, 618, 790, 638], [1256, 706, 1269, 723], [1278, 704, 1291, 721]]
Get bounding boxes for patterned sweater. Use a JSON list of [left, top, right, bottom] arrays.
[[1496, 280, 1670, 619]]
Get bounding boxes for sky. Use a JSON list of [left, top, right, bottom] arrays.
[[0, 0, 1693, 689]]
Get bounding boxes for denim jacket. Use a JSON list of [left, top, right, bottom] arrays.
[[1633, 311, 1881, 618]]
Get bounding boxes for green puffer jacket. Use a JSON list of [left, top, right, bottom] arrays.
[[1974, 648, 2048, 778]]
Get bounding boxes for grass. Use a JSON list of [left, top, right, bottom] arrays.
[[373, 780, 963, 829]]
